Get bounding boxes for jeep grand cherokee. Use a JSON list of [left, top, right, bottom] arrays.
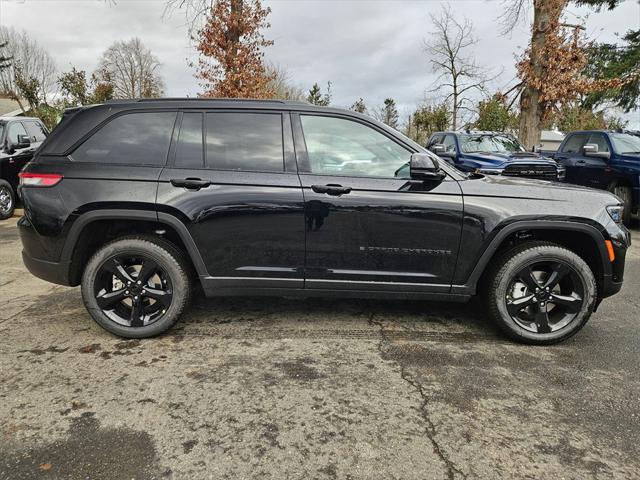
[[17, 99, 630, 344]]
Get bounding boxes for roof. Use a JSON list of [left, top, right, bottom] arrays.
[[105, 98, 311, 107], [0, 116, 40, 122]]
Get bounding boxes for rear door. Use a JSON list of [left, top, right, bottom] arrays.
[[293, 113, 463, 293], [157, 110, 305, 290]]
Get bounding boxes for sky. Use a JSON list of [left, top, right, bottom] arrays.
[[1, 0, 639, 127]]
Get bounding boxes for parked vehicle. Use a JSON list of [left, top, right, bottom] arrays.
[[0, 117, 49, 219], [552, 130, 640, 225], [18, 99, 629, 344], [425, 131, 565, 181]]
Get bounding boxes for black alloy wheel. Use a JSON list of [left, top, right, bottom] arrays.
[[485, 241, 597, 344], [94, 255, 173, 328], [82, 236, 191, 338], [505, 261, 585, 334]]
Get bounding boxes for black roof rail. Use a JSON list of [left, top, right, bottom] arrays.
[[105, 97, 311, 105]]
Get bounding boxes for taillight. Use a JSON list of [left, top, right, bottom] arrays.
[[19, 172, 63, 187]]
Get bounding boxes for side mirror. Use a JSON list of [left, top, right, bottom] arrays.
[[583, 143, 610, 159], [410, 153, 446, 182], [16, 134, 31, 149], [431, 144, 456, 159]]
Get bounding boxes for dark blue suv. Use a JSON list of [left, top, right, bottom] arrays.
[[426, 131, 565, 181], [553, 130, 640, 225]]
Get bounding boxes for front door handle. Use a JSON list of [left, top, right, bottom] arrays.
[[311, 184, 352, 196], [170, 178, 212, 190]]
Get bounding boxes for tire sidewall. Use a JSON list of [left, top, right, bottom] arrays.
[[0, 181, 15, 221], [492, 248, 597, 344], [81, 239, 189, 338]]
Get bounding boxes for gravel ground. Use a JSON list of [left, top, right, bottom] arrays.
[[1, 217, 639, 480]]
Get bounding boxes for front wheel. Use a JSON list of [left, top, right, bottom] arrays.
[[81, 236, 191, 338], [485, 242, 597, 345], [0, 180, 16, 221]]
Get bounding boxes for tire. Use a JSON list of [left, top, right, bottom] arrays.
[[608, 183, 632, 226], [0, 180, 16, 221], [81, 236, 192, 338], [484, 241, 597, 345]]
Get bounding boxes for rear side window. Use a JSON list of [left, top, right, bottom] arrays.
[[205, 112, 284, 172], [561, 134, 589, 154], [72, 112, 177, 165], [175, 113, 204, 168], [24, 121, 48, 142]]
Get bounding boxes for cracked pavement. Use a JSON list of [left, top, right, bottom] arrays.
[[1, 217, 639, 479]]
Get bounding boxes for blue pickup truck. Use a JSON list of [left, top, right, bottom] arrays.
[[552, 130, 640, 225], [426, 131, 565, 181]]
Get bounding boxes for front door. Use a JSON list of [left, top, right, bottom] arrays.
[[157, 110, 305, 291], [292, 113, 463, 293]]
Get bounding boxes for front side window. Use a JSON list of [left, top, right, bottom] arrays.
[[206, 112, 284, 172], [300, 115, 411, 178], [587, 133, 610, 153], [7, 122, 28, 144], [561, 134, 589, 154], [443, 135, 457, 153], [24, 121, 48, 142], [609, 133, 640, 155], [459, 134, 524, 153], [72, 112, 177, 165]]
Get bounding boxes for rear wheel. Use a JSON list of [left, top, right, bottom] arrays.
[[81, 236, 191, 338], [0, 180, 15, 220], [485, 242, 597, 345], [608, 183, 632, 226]]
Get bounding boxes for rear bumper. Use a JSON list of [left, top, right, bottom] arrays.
[[22, 250, 72, 286]]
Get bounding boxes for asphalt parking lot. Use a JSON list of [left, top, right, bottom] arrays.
[[1, 216, 639, 480]]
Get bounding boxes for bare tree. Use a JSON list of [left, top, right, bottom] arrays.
[[0, 26, 57, 112], [265, 64, 305, 101], [97, 38, 164, 98], [164, 0, 215, 36], [424, 6, 489, 130]]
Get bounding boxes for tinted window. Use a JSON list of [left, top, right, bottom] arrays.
[[443, 135, 457, 153], [300, 115, 411, 178], [561, 134, 589, 154], [72, 112, 177, 165], [24, 121, 47, 142], [7, 122, 28, 144], [427, 135, 443, 148], [175, 113, 204, 168], [205, 113, 283, 172], [587, 133, 610, 153]]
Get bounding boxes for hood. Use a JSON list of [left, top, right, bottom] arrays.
[[460, 172, 619, 203], [463, 151, 556, 168], [618, 153, 640, 162]]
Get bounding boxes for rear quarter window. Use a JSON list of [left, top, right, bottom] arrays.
[[71, 112, 177, 165]]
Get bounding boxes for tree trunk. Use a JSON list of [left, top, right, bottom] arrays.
[[518, 0, 558, 149]]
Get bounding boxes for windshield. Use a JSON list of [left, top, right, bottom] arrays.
[[609, 133, 640, 155], [459, 134, 525, 153]]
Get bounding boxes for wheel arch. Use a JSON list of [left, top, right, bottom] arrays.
[[62, 209, 207, 286], [453, 221, 611, 297]]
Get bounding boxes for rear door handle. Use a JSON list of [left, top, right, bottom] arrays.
[[170, 178, 212, 190], [311, 184, 352, 196]]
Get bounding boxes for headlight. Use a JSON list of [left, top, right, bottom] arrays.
[[475, 168, 503, 175], [606, 205, 624, 224]]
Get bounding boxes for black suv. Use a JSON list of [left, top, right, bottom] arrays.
[[18, 99, 630, 344], [0, 116, 49, 219]]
